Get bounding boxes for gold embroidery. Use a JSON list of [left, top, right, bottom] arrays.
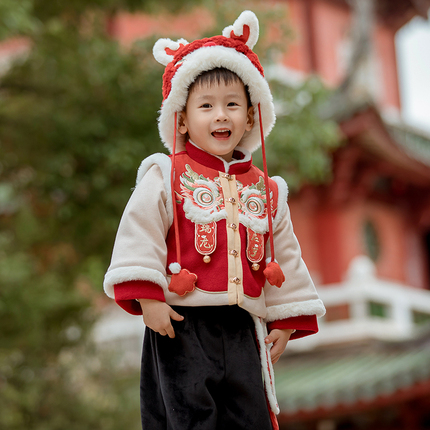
[[256, 176, 265, 192], [185, 164, 199, 181]]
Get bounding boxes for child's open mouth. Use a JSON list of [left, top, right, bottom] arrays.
[[212, 129, 231, 139]]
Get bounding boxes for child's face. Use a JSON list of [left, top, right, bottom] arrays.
[[178, 79, 254, 162]]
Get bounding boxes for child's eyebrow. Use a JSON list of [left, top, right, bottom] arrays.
[[194, 92, 244, 101], [225, 92, 243, 98], [194, 94, 214, 101]]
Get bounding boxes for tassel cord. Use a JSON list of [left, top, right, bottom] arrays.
[[258, 103, 276, 263], [170, 112, 182, 266], [172, 107, 276, 266]]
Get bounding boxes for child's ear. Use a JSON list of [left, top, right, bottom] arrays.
[[178, 112, 188, 135], [245, 106, 255, 131]]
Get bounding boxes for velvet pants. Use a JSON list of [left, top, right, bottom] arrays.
[[140, 305, 273, 430]]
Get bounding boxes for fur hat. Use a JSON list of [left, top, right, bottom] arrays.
[[152, 10, 276, 154]]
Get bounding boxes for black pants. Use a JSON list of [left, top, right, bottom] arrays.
[[140, 305, 273, 430]]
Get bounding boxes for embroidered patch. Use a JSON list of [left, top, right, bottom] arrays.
[[179, 165, 276, 233], [195, 222, 217, 256], [246, 227, 264, 263], [180, 165, 223, 215], [239, 179, 267, 220]]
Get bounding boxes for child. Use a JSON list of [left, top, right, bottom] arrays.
[[104, 10, 325, 430]]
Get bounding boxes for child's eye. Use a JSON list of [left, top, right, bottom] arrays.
[[200, 103, 212, 108], [227, 102, 238, 107]]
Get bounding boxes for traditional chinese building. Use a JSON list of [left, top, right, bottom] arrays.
[[271, 1, 430, 429]]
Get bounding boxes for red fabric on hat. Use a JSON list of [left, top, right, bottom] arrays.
[[162, 35, 264, 101], [229, 24, 250, 45]]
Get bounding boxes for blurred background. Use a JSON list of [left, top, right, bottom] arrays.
[[1, 0, 430, 429]]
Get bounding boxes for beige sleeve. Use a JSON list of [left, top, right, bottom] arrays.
[[264, 178, 326, 323], [103, 164, 171, 298]]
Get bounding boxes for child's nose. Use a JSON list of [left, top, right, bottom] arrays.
[[215, 107, 229, 122]]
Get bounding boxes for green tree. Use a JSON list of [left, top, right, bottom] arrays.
[[0, 1, 197, 429], [259, 76, 340, 191]]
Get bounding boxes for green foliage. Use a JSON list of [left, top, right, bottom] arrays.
[[254, 77, 341, 191], [0, 339, 142, 430], [0, 7, 162, 429], [29, 0, 207, 21], [0, 203, 141, 429], [0, 0, 40, 39], [1, 23, 163, 252], [0, 0, 208, 41]]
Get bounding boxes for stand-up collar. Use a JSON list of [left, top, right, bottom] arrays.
[[186, 141, 252, 174]]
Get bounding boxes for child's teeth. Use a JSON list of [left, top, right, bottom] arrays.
[[212, 129, 231, 137]]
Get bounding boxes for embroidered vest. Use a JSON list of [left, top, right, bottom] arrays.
[[165, 150, 279, 303]]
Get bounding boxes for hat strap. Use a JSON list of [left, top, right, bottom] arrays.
[[168, 113, 198, 296], [170, 107, 280, 287], [258, 103, 275, 262], [170, 112, 182, 265]]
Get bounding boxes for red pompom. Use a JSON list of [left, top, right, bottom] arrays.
[[263, 262, 285, 288], [168, 269, 198, 296]]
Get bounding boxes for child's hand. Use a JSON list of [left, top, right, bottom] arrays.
[[138, 299, 184, 338], [264, 328, 295, 364]]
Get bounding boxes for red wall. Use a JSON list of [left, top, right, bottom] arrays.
[[109, 8, 213, 46], [282, 0, 401, 111], [291, 195, 430, 289]]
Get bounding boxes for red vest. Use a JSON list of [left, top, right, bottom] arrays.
[[166, 142, 279, 301]]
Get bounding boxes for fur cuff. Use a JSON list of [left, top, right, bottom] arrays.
[[265, 299, 326, 323], [103, 266, 168, 299]]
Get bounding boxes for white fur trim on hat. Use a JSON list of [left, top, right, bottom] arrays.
[[222, 10, 259, 49], [158, 45, 275, 154], [154, 11, 276, 155], [153, 38, 189, 66]]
